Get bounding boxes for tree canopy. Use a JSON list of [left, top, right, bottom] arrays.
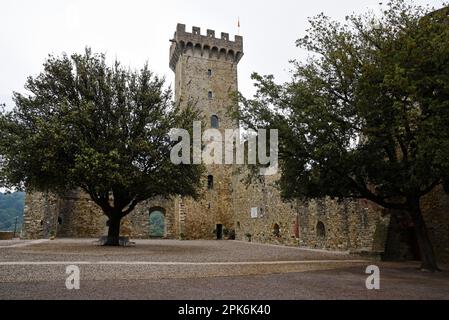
[[0, 48, 204, 245], [234, 0, 449, 271]]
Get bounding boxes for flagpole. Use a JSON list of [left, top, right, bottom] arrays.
[[238, 17, 240, 35]]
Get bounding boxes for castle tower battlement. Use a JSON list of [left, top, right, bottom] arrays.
[[170, 24, 243, 71]]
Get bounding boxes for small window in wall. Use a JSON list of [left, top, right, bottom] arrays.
[[58, 217, 62, 225], [208, 69, 212, 76], [211, 115, 219, 129], [207, 175, 214, 190], [208, 91, 213, 100], [273, 223, 280, 237], [316, 221, 326, 239]]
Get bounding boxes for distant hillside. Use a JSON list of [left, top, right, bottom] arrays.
[[0, 192, 25, 231]]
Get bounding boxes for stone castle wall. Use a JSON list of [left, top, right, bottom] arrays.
[[232, 169, 390, 255], [182, 165, 234, 240], [232, 166, 448, 263], [22, 190, 178, 240], [232, 172, 299, 245], [22, 192, 60, 239]]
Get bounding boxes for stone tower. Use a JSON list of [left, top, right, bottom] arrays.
[[169, 24, 244, 239]]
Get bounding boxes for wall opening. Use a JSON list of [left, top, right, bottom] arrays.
[[149, 209, 165, 239], [211, 115, 219, 128], [316, 221, 326, 239], [207, 175, 214, 190], [208, 91, 213, 100], [273, 223, 280, 237], [216, 224, 223, 240]]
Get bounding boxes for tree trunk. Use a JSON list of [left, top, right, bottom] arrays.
[[105, 215, 122, 246], [407, 197, 440, 272]]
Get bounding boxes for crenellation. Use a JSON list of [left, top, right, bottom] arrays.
[[170, 23, 243, 71], [192, 26, 201, 35]]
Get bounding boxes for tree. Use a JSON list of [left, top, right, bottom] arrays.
[[0, 48, 203, 246], [234, 1, 449, 271]]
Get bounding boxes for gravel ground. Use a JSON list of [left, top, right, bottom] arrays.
[[0, 239, 448, 300], [0, 239, 357, 262], [1, 265, 448, 300]]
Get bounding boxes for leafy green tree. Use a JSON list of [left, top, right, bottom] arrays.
[[0, 49, 203, 246], [234, 1, 449, 271]]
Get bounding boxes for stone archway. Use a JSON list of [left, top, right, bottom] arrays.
[[149, 207, 166, 239]]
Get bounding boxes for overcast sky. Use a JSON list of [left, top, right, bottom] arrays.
[[0, 0, 443, 110]]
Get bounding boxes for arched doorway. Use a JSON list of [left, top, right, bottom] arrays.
[[273, 223, 281, 238], [316, 221, 326, 239], [316, 221, 326, 248], [149, 208, 165, 239]]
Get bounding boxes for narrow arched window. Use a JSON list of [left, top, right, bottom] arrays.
[[316, 221, 326, 239], [273, 223, 280, 237], [208, 91, 213, 100], [211, 115, 219, 129], [207, 175, 214, 190]]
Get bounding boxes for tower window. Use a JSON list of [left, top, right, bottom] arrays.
[[208, 69, 212, 76], [273, 223, 280, 237], [211, 115, 219, 129], [208, 91, 213, 100], [207, 175, 214, 190]]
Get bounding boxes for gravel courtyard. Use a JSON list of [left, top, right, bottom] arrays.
[[0, 239, 448, 300]]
